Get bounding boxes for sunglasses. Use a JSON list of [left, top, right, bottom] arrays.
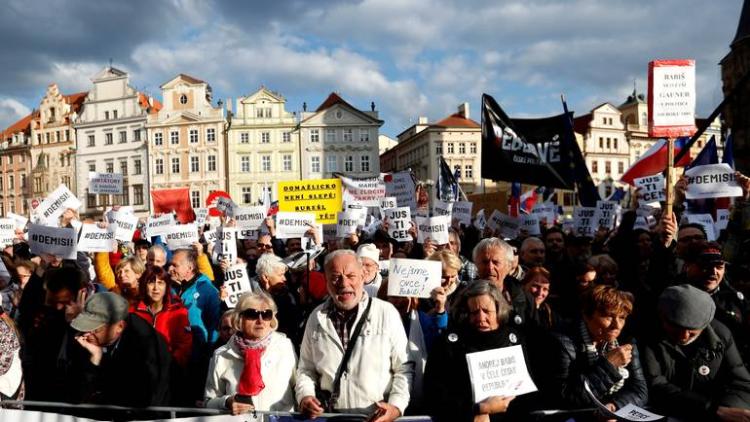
[[257, 244, 273, 250], [241, 308, 274, 321]]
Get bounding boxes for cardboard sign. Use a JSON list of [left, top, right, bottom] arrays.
[[6, 212, 28, 230], [385, 171, 417, 213], [77, 224, 117, 253], [432, 200, 453, 217], [573, 207, 597, 237], [0, 218, 14, 246], [146, 214, 176, 238], [164, 224, 199, 250], [465, 345, 538, 403], [110, 211, 138, 242], [416, 215, 450, 244], [213, 227, 238, 264], [648, 59, 697, 138], [194, 208, 209, 227], [336, 211, 360, 238], [233, 206, 266, 230], [344, 202, 368, 226], [474, 209, 486, 230], [686, 213, 717, 241], [387, 258, 441, 298], [340, 175, 386, 207], [685, 163, 743, 200], [379, 196, 398, 211], [36, 184, 81, 224], [28, 224, 77, 259], [275, 212, 316, 239], [223, 264, 252, 308], [452, 201, 473, 226], [634, 173, 666, 206], [488, 211, 520, 239], [278, 179, 342, 224], [384, 207, 412, 241], [237, 228, 259, 240], [521, 215, 541, 236], [715, 209, 730, 236], [594, 200, 619, 230], [88, 172, 123, 194]]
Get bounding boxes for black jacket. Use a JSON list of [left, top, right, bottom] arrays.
[[642, 320, 750, 419]]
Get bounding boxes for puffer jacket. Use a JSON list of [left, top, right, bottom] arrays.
[[178, 273, 221, 355], [130, 296, 192, 367]]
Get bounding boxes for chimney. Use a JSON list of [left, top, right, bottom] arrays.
[[458, 102, 470, 119], [418, 116, 428, 124], [148, 96, 153, 107], [226, 98, 233, 113]]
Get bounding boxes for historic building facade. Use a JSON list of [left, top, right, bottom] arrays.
[[0, 112, 35, 215]]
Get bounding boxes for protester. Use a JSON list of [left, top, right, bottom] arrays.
[[147, 244, 168, 269], [215, 310, 236, 350], [425, 249, 462, 313], [0, 306, 24, 400], [0, 260, 35, 319], [95, 254, 144, 305], [522, 267, 559, 330], [254, 254, 302, 345], [448, 228, 478, 283], [204, 291, 296, 413], [519, 236, 545, 269], [357, 243, 382, 297]]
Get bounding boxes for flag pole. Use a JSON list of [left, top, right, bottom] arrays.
[[665, 138, 675, 217]]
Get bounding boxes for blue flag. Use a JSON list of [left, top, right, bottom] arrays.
[[723, 132, 735, 169], [687, 135, 718, 169]]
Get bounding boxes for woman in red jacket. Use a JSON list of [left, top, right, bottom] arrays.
[[131, 267, 192, 368]]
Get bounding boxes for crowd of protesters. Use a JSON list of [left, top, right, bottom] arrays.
[[1, 172, 750, 422]]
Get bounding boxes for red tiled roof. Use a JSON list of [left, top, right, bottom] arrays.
[[1, 111, 36, 140], [64, 92, 88, 113], [431, 113, 480, 128], [178, 73, 205, 84], [315, 92, 355, 112], [573, 114, 592, 135], [138, 93, 163, 114]]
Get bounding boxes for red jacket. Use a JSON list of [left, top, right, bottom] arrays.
[[130, 296, 192, 368]]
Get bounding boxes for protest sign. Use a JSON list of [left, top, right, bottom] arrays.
[[237, 228, 259, 240], [573, 207, 597, 237], [531, 203, 556, 227], [387, 258, 441, 298], [432, 199, 453, 217], [452, 201, 473, 226], [385, 171, 417, 213], [384, 207, 412, 241], [521, 215, 541, 236], [474, 209, 486, 230], [594, 200, 619, 230], [343, 202, 368, 226], [204, 227, 219, 244], [0, 259, 8, 284], [340, 175, 386, 207], [715, 209, 730, 236], [233, 206, 266, 230], [465, 345, 538, 403], [686, 213, 717, 241], [36, 184, 81, 224], [379, 196, 398, 211], [487, 210, 501, 231], [336, 211, 360, 238], [648, 59, 697, 138], [28, 224, 77, 259], [278, 179, 342, 224], [110, 211, 138, 242], [634, 173, 666, 206], [614, 404, 663, 422], [164, 224, 199, 250], [0, 218, 14, 246], [77, 224, 116, 253], [685, 163, 743, 200], [488, 211, 520, 239], [194, 208, 209, 227], [212, 227, 238, 264], [416, 215, 450, 244], [633, 216, 650, 231], [275, 212, 316, 239], [88, 172, 123, 194], [322, 224, 337, 242], [146, 214, 175, 238], [562, 216, 575, 234], [216, 196, 237, 217], [7, 212, 27, 230], [223, 264, 252, 308]]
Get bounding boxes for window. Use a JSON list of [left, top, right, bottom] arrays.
[[87, 135, 95, 147], [447, 143, 454, 154], [20, 174, 26, 189], [208, 155, 216, 172], [190, 156, 199, 172], [613, 139, 618, 149], [327, 155, 337, 173], [241, 156, 251, 173], [170, 131, 179, 145], [179, 94, 188, 105], [88, 163, 96, 172], [119, 131, 127, 143], [311, 156, 321, 173], [8, 155, 12, 165], [360, 155, 370, 172], [207, 128, 216, 142], [436, 144, 443, 155], [105, 111, 109, 120], [345, 155, 353, 172], [470, 143, 477, 154], [105, 133, 113, 145], [8, 175, 13, 190], [343, 129, 353, 142], [602, 117, 607, 125], [618, 162, 624, 174], [459, 143, 466, 154], [592, 160, 598, 173], [133, 185, 144, 205], [113, 110, 118, 119], [154, 133, 163, 146], [106, 162, 114, 173], [240, 132, 249, 144], [189, 129, 198, 144], [133, 129, 141, 142], [606, 138, 611, 149], [155, 159, 164, 175], [359, 129, 369, 142], [0, 177, 3, 190], [261, 155, 271, 172], [171, 157, 180, 173], [191, 191, 200, 208], [283, 154, 292, 172], [256, 108, 263, 118], [261, 132, 270, 143], [310, 129, 320, 143], [466, 164, 473, 178], [605, 160, 611, 173], [265, 108, 271, 118], [242, 187, 252, 204], [119, 161, 128, 175], [129, 159, 140, 175], [326, 129, 336, 142], [87, 193, 96, 208], [598, 137, 603, 149], [454, 165, 462, 178], [282, 132, 291, 143]]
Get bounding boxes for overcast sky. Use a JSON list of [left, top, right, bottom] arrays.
[[0, 0, 744, 136]]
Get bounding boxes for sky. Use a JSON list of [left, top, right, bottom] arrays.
[[0, 0, 744, 137]]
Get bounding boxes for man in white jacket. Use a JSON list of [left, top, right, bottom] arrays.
[[296, 249, 412, 421]]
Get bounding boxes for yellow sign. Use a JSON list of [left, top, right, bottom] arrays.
[[277, 179, 342, 224]]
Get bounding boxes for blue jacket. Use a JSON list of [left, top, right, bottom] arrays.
[[178, 273, 220, 356]]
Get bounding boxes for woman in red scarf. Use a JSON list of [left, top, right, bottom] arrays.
[[204, 291, 297, 414]]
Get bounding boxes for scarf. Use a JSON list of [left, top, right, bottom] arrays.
[[232, 333, 272, 396], [578, 319, 628, 395]]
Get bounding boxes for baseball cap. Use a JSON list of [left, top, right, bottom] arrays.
[[71, 292, 129, 332]]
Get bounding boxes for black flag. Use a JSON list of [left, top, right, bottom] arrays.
[[436, 156, 459, 202]]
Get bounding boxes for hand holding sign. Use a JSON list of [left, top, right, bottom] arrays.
[[387, 259, 441, 298]]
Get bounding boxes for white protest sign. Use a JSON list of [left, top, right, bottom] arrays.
[[649, 59, 696, 136], [715, 209, 730, 236], [110, 211, 138, 242], [233, 206, 267, 230], [416, 215, 450, 244], [164, 224, 199, 250], [531, 203, 556, 227], [452, 201, 473, 226], [204, 227, 219, 245], [336, 211, 360, 238], [212, 227, 238, 264], [237, 228, 259, 240], [634, 173, 666, 206], [322, 224, 337, 242], [77, 224, 117, 253], [562, 216, 575, 234], [88, 172, 123, 194], [385, 171, 417, 213], [686, 213, 717, 241], [36, 184, 81, 224], [387, 258, 441, 298], [146, 214, 176, 238], [28, 224, 77, 259], [0, 218, 14, 246], [614, 404, 663, 421], [384, 207, 412, 241], [573, 207, 597, 237], [466, 345, 538, 403], [344, 202, 368, 226], [594, 200, 619, 230], [194, 208, 209, 227], [474, 209, 486, 230], [216, 196, 237, 216], [633, 217, 650, 231], [487, 210, 502, 231], [379, 196, 398, 211], [223, 264, 252, 308], [521, 215, 541, 236], [7, 212, 27, 230], [432, 200, 453, 217], [685, 163, 743, 200], [488, 211, 520, 239], [340, 175, 386, 207], [275, 212, 316, 239]]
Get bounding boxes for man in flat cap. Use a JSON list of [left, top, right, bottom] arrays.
[[66, 292, 171, 412], [642, 284, 750, 421]]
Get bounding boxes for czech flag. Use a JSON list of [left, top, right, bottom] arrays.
[[621, 137, 691, 185], [509, 182, 521, 217], [520, 186, 544, 214]]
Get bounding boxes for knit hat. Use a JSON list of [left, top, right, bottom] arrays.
[[71, 292, 129, 332], [658, 284, 716, 330], [357, 243, 380, 264]]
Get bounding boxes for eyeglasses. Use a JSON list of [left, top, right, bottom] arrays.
[[257, 244, 273, 250], [241, 308, 274, 321]]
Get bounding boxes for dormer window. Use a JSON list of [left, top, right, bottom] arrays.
[[179, 94, 188, 104]]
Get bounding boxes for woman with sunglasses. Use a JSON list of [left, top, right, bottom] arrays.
[[204, 291, 296, 414]]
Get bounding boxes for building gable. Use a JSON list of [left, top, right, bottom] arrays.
[[302, 104, 380, 127]]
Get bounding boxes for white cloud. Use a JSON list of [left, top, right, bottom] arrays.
[[0, 97, 31, 131]]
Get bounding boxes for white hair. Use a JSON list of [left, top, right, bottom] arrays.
[[472, 237, 514, 266], [324, 249, 359, 270], [255, 253, 287, 278]]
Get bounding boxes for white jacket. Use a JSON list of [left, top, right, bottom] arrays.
[[295, 294, 413, 415], [204, 331, 297, 412]]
